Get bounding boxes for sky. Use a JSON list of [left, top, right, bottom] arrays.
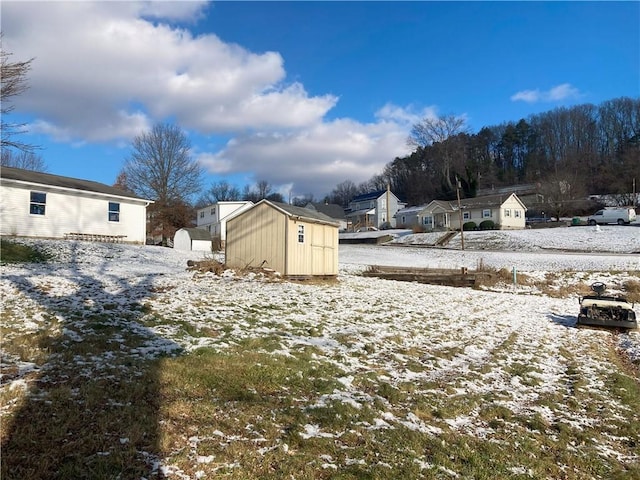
[[2, 1, 639, 202]]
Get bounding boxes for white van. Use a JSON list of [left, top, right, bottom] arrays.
[[587, 207, 637, 225]]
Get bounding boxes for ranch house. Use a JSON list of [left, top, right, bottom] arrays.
[[417, 193, 527, 230], [0, 166, 152, 243]]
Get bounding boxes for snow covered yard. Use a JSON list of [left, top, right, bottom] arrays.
[[1, 227, 639, 479]]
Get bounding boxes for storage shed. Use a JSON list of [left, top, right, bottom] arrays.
[[225, 200, 340, 278], [174, 227, 212, 252]]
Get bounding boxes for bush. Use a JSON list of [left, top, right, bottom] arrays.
[[463, 221, 477, 231], [479, 220, 495, 230]]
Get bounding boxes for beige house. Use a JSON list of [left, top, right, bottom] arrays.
[[418, 193, 527, 230], [225, 200, 340, 278]]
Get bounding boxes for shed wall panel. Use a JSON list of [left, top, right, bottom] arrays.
[[226, 203, 286, 272]]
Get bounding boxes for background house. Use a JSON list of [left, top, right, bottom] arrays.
[[174, 227, 212, 252], [196, 201, 253, 246], [225, 199, 339, 278], [418, 193, 527, 230], [394, 205, 425, 229], [0, 166, 151, 243], [345, 189, 406, 230], [305, 202, 348, 231]]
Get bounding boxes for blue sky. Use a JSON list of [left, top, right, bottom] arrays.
[[3, 1, 639, 201]]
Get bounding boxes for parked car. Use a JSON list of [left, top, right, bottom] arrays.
[[587, 207, 636, 225]]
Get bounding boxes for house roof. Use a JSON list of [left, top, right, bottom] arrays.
[[306, 202, 347, 220], [0, 166, 151, 202], [459, 193, 526, 210], [259, 200, 340, 227], [351, 189, 398, 203], [178, 228, 212, 240], [395, 205, 425, 215], [422, 193, 526, 213]]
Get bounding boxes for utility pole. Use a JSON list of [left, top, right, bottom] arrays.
[[456, 177, 465, 250], [386, 182, 391, 228]]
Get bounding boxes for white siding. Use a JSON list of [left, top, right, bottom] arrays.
[[196, 201, 253, 241], [0, 182, 148, 243], [498, 196, 527, 229]]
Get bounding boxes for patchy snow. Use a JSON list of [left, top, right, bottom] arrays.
[[1, 227, 639, 476]]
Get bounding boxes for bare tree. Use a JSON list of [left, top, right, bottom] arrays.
[[112, 171, 134, 194], [408, 114, 470, 194], [122, 122, 203, 203], [121, 122, 203, 244], [408, 114, 469, 148], [1, 149, 47, 171], [242, 180, 279, 203], [329, 180, 358, 207], [539, 169, 588, 220], [1, 36, 36, 153], [198, 180, 241, 206], [256, 180, 271, 199]]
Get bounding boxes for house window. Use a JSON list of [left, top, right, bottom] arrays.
[[200, 211, 204, 218], [298, 225, 305, 243], [504, 209, 511, 217], [30, 191, 46, 215], [108, 202, 120, 222], [422, 216, 432, 226], [515, 210, 521, 218], [483, 209, 492, 218], [463, 211, 471, 220], [211, 207, 216, 215]]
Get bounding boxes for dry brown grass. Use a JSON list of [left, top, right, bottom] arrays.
[[623, 279, 640, 302]]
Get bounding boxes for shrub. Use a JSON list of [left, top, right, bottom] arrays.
[[463, 221, 477, 231], [479, 220, 495, 230]]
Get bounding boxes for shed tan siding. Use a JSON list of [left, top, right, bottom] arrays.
[[286, 220, 338, 276], [225, 201, 339, 277], [225, 202, 286, 272]]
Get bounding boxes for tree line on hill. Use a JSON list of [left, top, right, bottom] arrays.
[[326, 97, 639, 212]]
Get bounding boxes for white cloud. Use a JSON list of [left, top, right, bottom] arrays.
[[4, 2, 418, 198], [510, 83, 581, 103], [197, 115, 415, 198], [2, 1, 334, 141]]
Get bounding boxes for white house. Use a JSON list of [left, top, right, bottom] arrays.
[[0, 166, 152, 243], [345, 189, 406, 230], [417, 193, 527, 230], [174, 227, 212, 252], [196, 201, 253, 244]]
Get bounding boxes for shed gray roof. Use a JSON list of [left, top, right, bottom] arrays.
[[178, 228, 212, 240], [0, 166, 150, 201], [306, 202, 347, 220], [264, 200, 340, 226]]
